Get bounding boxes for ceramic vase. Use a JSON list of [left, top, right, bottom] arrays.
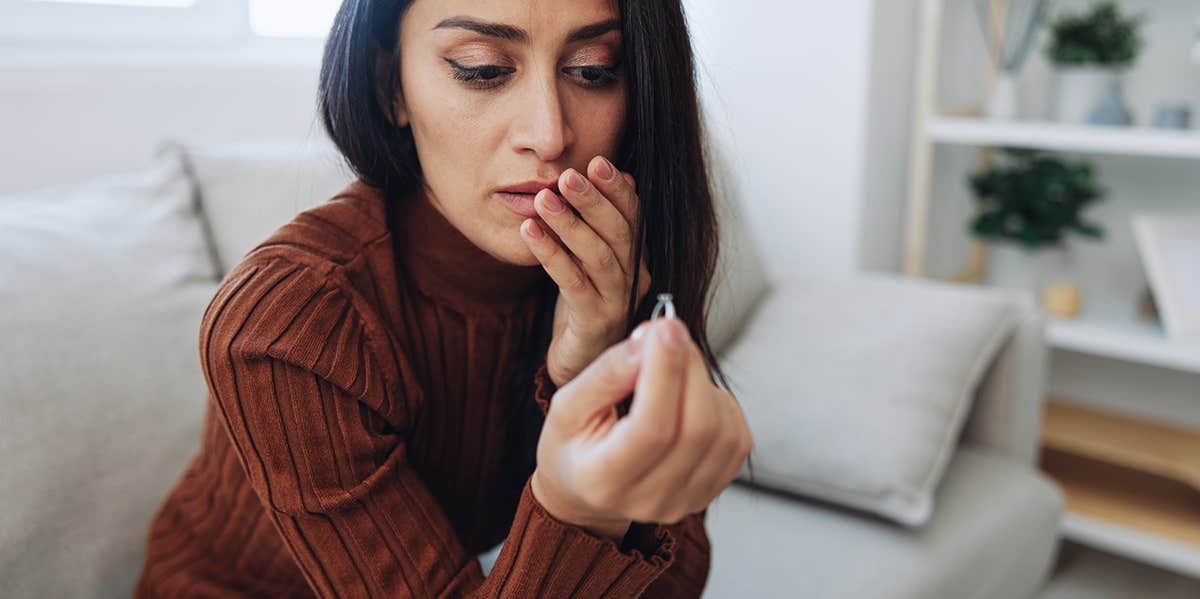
[[1054, 66, 1128, 125]]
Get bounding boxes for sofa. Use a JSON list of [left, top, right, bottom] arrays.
[[0, 132, 1064, 598]]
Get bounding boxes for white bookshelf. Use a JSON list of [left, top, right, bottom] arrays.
[[1062, 513, 1200, 580], [1047, 311, 1200, 375], [928, 116, 1200, 160], [904, 0, 1200, 581]]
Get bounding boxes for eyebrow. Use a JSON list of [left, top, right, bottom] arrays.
[[432, 16, 620, 45]]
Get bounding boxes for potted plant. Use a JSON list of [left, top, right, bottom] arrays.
[[1044, 1, 1145, 125], [968, 148, 1106, 314]]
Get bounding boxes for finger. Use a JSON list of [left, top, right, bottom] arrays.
[[520, 218, 601, 306], [603, 318, 690, 485], [559, 166, 637, 279], [534, 188, 626, 303], [588, 156, 639, 229], [554, 336, 644, 427], [628, 329, 719, 520]]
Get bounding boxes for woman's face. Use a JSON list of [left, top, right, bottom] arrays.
[[389, 0, 627, 266]]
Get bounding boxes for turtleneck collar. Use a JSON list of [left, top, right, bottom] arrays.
[[385, 182, 548, 314]]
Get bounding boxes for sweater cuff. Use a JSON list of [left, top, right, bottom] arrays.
[[497, 476, 676, 598], [533, 360, 557, 417]]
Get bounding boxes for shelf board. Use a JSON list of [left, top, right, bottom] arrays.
[[1041, 448, 1200, 579], [1045, 308, 1200, 374], [1042, 398, 1200, 491], [928, 116, 1200, 159], [1061, 512, 1200, 580]]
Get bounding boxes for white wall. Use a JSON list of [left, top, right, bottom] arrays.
[[0, 52, 325, 196], [686, 0, 918, 281]]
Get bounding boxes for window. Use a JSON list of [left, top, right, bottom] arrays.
[[0, 0, 342, 46]]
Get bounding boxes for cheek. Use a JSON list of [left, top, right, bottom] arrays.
[[567, 76, 628, 152], [578, 94, 627, 155], [402, 58, 490, 145]]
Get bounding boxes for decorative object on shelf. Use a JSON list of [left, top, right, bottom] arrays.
[[968, 148, 1105, 312], [973, 0, 1051, 120], [1138, 286, 1159, 321], [1152, 103, 1192, 130], [1042, 281, 1082, 318], [1131, 213, 1200, 340], [1044, 1, 1145, 125]]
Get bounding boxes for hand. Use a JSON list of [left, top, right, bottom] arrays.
[[531, 317, 754, 538], [519, 155, 652, 389]]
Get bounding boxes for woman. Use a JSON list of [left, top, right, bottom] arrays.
[[135, 0, 751, 597]]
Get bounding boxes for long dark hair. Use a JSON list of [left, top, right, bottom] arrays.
[[317, 0, 751, 501]]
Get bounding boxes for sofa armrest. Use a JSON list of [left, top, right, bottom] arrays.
[[959, 294, 1049, 466]]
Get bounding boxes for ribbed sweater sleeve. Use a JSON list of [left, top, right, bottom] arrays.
[[198, 254, 678, 599]]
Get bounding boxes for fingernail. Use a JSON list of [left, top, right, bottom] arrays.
[[660, 318, 686, 348], [598, 157, 615, 181], [630, 321, 651, 343], [541, 190, 566, 212], [566, 170, 587, 192], [524, 219, 545, 239]]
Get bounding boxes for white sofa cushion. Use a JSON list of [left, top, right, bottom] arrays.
[[0, 150, 219, 597], [165, 138, 355, 275], [705, 446, 1064, 598], [722, 273, 1022, 526]]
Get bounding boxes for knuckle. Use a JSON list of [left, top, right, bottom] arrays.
[[634, 428, 673, 453], [613, 226, 633, 249], [560, 213, 582, 234], [579, 188, 602, 210], [740, 435, 755, 459], [596, 249, 618, 271], [566, 271, 590, 292], [719, 429, 742, 455], [684, 417, 718, 445]]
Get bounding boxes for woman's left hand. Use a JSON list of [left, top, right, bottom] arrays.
[[519, 155, 652, 389]]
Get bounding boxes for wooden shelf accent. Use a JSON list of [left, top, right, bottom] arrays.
[[1041, 448, 1200, 549], [1039, 397, 1200, 577], [1042, 398, 1200, 491]]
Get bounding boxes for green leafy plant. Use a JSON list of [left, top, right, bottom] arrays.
[[1044, 1, 1145, 67], [968, 148, 1106, 250]]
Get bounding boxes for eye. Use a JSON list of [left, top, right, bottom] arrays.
[[444, 58, 514, 90], [564, 63, 622, 89]]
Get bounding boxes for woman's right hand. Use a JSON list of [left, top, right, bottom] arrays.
[[530, 316, 753, 542]]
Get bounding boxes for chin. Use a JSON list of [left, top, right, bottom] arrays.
[[487, 229, 542, 267], [505, 242, 543, 267]]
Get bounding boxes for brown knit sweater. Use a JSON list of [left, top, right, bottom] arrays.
[[134, 180, 711, 598]]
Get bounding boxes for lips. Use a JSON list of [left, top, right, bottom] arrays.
[[497, 180, 561, 196]]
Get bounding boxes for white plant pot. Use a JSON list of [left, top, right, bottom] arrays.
[[986, 71, 1019, 120], [1053, 66, 1119, 124], [986, 243, 1074, 298]]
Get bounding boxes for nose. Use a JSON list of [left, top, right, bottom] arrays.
[[510, 71, 574, 162]]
